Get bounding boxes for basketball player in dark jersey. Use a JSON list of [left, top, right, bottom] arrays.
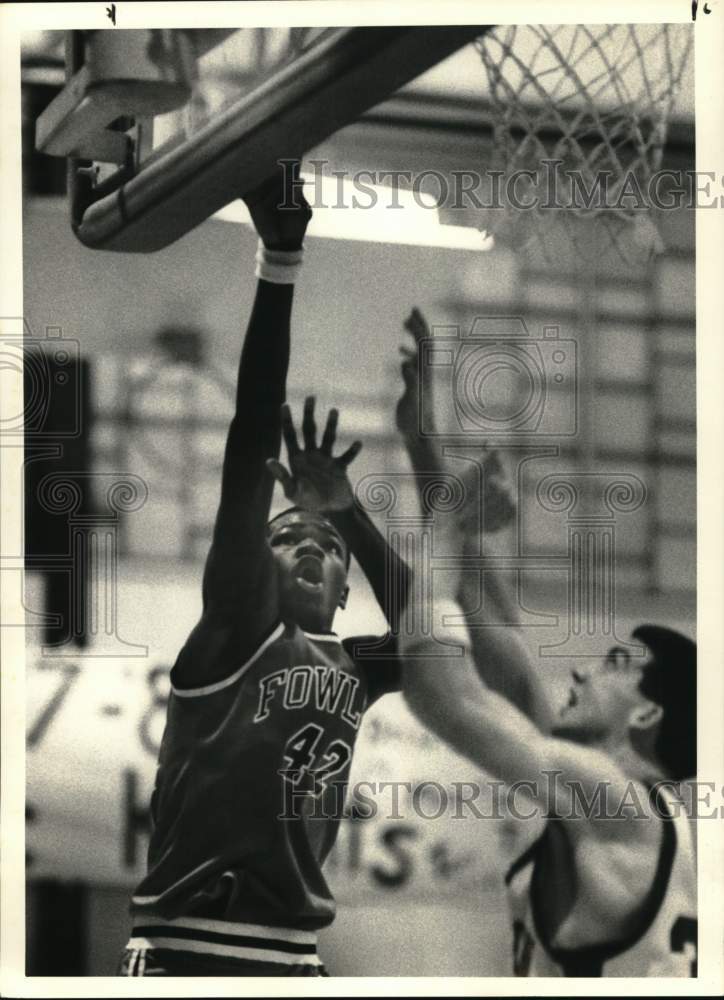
[[120, 169, 407, 977], [397, 309, 697, 977]]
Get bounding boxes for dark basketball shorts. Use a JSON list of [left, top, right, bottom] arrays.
[[119, 946, 330, 976], [119, 916, 328, 976]]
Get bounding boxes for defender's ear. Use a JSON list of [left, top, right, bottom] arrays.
[[628, 700, 663, 732], [338, 584, 349, 611]]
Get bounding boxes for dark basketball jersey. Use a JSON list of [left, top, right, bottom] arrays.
[[130, 621, 380, 966]]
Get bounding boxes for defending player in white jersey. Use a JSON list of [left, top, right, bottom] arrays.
[[396, 309, 697, 977]]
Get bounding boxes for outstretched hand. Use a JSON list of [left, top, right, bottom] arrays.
[[242, 160, 312, 252], [396, 307, 515, 533], [396, 307, 431, 439], [266, 397, 362, 512], [460, 448, 517, 536]]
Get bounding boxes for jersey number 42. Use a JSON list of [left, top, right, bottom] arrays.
[[281, 722, 352, 798]]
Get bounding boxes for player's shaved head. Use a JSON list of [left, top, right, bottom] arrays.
[[267, 506, 350, 567], [266, 505, 305, 530]]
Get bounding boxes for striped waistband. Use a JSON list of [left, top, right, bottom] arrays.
[[127, 915, 321, 967]]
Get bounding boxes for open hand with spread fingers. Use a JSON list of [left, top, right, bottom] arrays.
[[266, 397, 362, 512]]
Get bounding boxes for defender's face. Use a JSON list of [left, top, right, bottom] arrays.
[[554, 645, 651, 742], [268, 511, 349, 631]]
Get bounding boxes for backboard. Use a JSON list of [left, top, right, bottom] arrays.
[[36, 27, 486, 253]]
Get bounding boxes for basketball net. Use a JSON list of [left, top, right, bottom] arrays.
[[473, 25, 692, 261]]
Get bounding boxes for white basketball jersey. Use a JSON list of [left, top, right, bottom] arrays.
[[506, 787, 697, 977]]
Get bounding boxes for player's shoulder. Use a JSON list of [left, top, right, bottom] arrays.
[[342, 632, 398, 660], [556, 781, 678, 926], [171, 610, 287, 693], [342, 633, 402, 702]]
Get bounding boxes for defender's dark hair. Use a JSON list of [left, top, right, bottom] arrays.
[[634, 624, 696, 781]]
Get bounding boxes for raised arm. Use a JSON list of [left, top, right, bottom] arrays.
[[397, 309, 551, 726], [173, 170, 311, 686], [399, 514, 660, 846], [266, 397, 410, 635]]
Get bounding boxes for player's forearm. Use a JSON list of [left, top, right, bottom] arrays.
[[214, 278, 293, 531], [205, 259, 299, 608], [400, 591, 557, 799], [404, 648, 653, 836], [401, 427, 445, 480], [327, 504, 410, 632], [470, 623, 553, 730], [458, 536, 552, 728], [479, 563, 523, 627], [401, 395, 520, 622], [235, 278, 294, 427], [452, 555, 550, 730], [457, 527, 523, 628], [221, 248, 304, 505], [408, 504, 553, 729], [401, 637, 546, 791]]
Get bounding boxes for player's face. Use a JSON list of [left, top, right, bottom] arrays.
[[268, 511, 349, 632], [554, 644, 651, 742]]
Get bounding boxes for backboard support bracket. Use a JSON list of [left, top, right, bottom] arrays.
[[62, 26, 487, 253]]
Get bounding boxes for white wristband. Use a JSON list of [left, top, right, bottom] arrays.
[[254, 241, 305, 284]]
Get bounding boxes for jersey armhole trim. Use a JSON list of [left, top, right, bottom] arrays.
[[530, 787, 677, 973], [171, 622, 285, 698], [505, 827, 548, 886], [302, 630, 341, 644]]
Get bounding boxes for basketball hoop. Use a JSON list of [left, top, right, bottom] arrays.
[[473, 24, 693, 260]]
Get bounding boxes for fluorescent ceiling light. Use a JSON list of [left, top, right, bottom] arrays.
[[214, 172, 492, 251]]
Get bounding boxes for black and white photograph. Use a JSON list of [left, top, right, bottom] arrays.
[[1, 1, 722, 992]]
